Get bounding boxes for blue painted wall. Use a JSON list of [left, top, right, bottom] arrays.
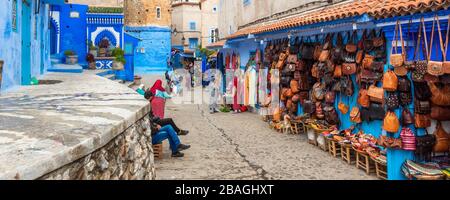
[[87, 13, 124, 48], [56, 4, 88, 66], [0, 0, 51, 92], [125, 26, 171, 72]]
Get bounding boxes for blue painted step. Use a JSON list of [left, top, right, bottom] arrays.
[[48, 63, 83, 73]]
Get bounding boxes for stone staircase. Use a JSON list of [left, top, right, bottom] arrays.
[[48, 55, 83, 73], [96, 70, 135, 88]]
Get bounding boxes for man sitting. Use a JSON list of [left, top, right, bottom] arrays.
[[151, 116, 191, 157]]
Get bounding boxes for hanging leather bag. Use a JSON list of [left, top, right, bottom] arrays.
[[325, 91, 336, 104], [344, 76, 354, 97], [390, 20, 405, 68], [338, 96, 349, 114], [369, 103, 386, 120], [431, 105, 450, 121], [314, 36, 323, 61], [386, 92, 400, 111], [443, 16, 450, 74], [350, 107, 362, 124], [296, 60, 305, 71], [373, 29, 385, 48], [364, 29, 376, 52], [399, 92, 412, 106], [316, 102, 324, 119], [412, 18, 429, 82], [382, 70, 398, 91], [368, 84, 384, 103], [346, 31, 358, 53], [415, 100, 431, 114], [319, 34, 332, 62], [313, 82, 325, 101], [398, 76, 411, 92], [415, 134, 436, 162], [332, 33, 344, 64], [427, 15, 445, 77], [290, 79, 300, 94], [433, 121, 450, 153], [303, 99, 315, 114], [324, 106, 339, 125], [384, 111, 400, 133], [415, 114, 431, 128], [402, 108, 414, 125], [358, 88, 370, 108], [362, 54, 374, 70], [342, 62, 357, 75], [428, 82, 450, 106], [333, 64, 342, 78], [301, 38, 315, 60], [414, 81, 431, 101]]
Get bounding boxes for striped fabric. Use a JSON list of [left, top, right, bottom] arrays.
[[401, 128, 416, 151]]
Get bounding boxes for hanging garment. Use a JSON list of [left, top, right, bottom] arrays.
[[249, 67, 258, 106], [233, 77, 240, 111]]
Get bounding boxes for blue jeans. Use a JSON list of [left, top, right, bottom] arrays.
[[152, 125, 181, 153]]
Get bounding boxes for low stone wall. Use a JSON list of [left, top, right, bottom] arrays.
[[40, 115, 155, 180]]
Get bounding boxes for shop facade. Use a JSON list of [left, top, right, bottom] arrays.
[[219, 0, 450, 180]]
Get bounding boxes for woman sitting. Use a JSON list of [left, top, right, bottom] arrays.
[[148, 80, 170, 119]]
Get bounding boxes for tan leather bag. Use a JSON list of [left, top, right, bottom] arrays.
[[384, 111, 400, 133], [350, 107, 362, 124], [415, 114, 431, 128], [362, 54, 374, 69], [319, 50, 330, 62], [390, 21, 405, 68], [433, 121, 450, 153], [290, 80, 300, 94], [334, 64, 342, 78], [338, 97, 349, 114], [383, 70, 398, 91], [358, 88, 370, 108], [368, 85, 384, 103], [427, 15, 445, 76], [428, 82, 450, 106]]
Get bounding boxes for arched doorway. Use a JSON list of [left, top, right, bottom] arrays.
[[49, 19, 58, 55]]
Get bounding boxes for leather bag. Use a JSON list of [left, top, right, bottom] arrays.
[[362, 54, 374, 70], [414, 81, 431, 101], [402, 108, 414, 125], [415, 100, 431, 114], [350, 107, 362, 124], [358, 88, 370, 108], [342, 62, 356, 75], [373, 30, 385, 48], [303, 100, 315, 114], [399, 92, 412, 106], [415, 134, 436, 162], [324, 106, 339, 125], [386, 92, 399, 111], [316, 102, 324, 119], [333, 64, 342, 78], [433, 121, 450, 153], [325, 91, 336, 104], [390, 21, 405, 68], [290, 80, 300, 94], [427, 15, 445, 76], [398, 76, 411, 92], [313, 82, 325, 101], [382, 70, 398, 91], [368, 84, 384, 103], [369, 103, 386, 121], [338, 100, 349, 114], [415, 114, 431, 128], [346, 31, 358, 53], [430, 105, 450, 121], [384, 111, 400, 133], [428, 82, 450, 106]]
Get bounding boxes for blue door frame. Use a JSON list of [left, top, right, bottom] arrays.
[[21, 1, 32, 85]]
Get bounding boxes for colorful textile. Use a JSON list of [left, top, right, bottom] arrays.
[[150, 80, 166, 95]]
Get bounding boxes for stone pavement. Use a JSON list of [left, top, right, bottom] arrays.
[[155, 101, 376, 180]]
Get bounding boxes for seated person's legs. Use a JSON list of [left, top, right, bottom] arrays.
[[152, 125, 190, 157], [157, 118, 189, 135]]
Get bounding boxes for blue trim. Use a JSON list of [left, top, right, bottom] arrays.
[[21, 2, 32, 85]]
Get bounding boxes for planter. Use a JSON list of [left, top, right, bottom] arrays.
[[134, 75, 142, 85], [112, 61, 124, 71], [88, 62, 97, 70], [98, 48, 107, 57], [89, 50, 98, 57], [66, 55, 78, 65]]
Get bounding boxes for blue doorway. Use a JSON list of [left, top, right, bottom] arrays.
[[21, 1, 31, 85], [50, 19, 57, 55]]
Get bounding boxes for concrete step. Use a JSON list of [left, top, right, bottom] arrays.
[[48, 64, 83, 73], [104, 74, 116, 80]]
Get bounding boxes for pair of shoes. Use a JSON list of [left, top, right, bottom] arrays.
[[172, 151, 184, 157], [178, 130, 189, 136], [177, 144, 191, 151]]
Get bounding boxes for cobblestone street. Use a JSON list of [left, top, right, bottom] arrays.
[[155, 99, 376, 180]]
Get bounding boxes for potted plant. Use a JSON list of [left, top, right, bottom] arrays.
[[111, 48, 125, 71], [64, 50, 78, 65], [86, 53, 96, 70], [98, 39, 109, 57], [88, 41, 97, 56]]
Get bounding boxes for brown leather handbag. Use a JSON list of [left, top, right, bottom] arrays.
[[346, 31, 358, 53], [325, 91, 336, 104], [319, 50, 330, 62], [358, 88, 370, 108], [316, 102, 324, 119], [384, 111, 400, 133], [338, 96, 349, 114], [287, 54, 298, 64], [290, 80, 300, 94], [431, 105, 450, 121], [350, 107, 362, 124], [427, 15, 445, 76], [368, 84, 384, 103], [314, 40, 323, 61], [311, 63, 319, 78], [292, 94, 300, 103], [362, 54, 374, 70], [356, 50, 365, 64], [373, 29, 385, 48], [334, 64, 342, 78], [428, 82, 450, 106], [324, 106, 339, 125], [276, 59, 285, 70], [383, 70, 398, 91], [433, 121, 450, 153], [342, 63, 356, 75], [415, 114, 431, 128], [285, 89, 294, 98], [390, 21, 405, 68], [402, 108, 414, 125], [313, 82, 325, 101], [296, 60, 305, 71], [415, 100, 431, 114]]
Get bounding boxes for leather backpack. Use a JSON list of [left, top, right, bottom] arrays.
[[384, 111, 400, 133], [350, 107, 362, 124], [358, 88, 370, 108], [386, 92, 399, 111], [303, 100, 315, 114], [430, 105, 450, 121], [433, 121, 450, 153], [415, 114, 431, 128], [398, 77, 411, 92], [428, 82, 450, 106], [402, 108, 414, 125], [382, 70, 398, 91], [369, 103, 386, 121], [416, 134, 436, 162], [414, 100, 431, 115]]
